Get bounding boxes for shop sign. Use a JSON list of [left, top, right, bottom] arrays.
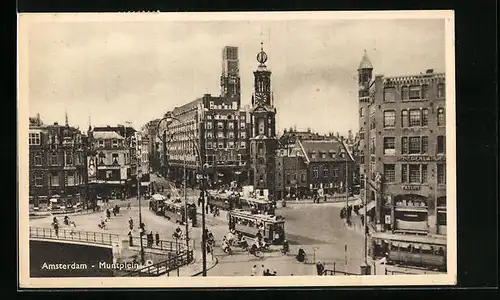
[[402, 185, 421, 191], [398, 156, 446, 162]]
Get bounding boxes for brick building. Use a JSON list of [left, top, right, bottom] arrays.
[[275, 138, 354, 200], [357, 51, 447, 236], [29, 114, 87, 208], [164, 46, 251, 187]]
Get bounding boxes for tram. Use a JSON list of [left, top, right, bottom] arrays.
[[206, 190, 239, 210], [227, 209, 285, 245], [370, 231, 447, 272], [238, 197, 275, 215]]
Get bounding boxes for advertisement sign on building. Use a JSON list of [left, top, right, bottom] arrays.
[[87, 156, 97, 183]]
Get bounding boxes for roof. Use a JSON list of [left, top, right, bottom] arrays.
[[358, 51, 373, 70], [92, 131, 124, 140], [93, 126, 136, 138], [299, 139, 351, 163]]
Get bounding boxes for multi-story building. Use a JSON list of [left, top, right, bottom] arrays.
[[144, 119, 161, 173], [29, 114, 87, 208], [249, 43, 278, 195], [165, 46, 251, 187], [278, 128, 329, 153], [275, 138, 354, 200], [87, 125, 149, 200], [357, 51, 447, 237]]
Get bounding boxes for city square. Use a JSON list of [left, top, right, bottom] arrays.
[[25, 15, 450, 279]]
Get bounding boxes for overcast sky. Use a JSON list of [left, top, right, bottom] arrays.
[[27, 17, 445, 136]]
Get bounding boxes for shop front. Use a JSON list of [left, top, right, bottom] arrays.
[[393, 193, 429, 234], [437, 196, 447, 235]]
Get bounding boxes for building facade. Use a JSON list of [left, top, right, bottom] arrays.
[[357, 51, 447, 236], [249, 43, 278, 194], [29, 115, 87, 208], [165, 46, 251, 187]]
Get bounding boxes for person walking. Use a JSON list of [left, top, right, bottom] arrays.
[[251, 265, 257, 276], [69, 221, 76, 236], [128, 231, 134, 247], [155, 231, 160, 247]]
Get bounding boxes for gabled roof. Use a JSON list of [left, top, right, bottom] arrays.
[[93, 131, 124, 140], [298, 139, 353, 163]]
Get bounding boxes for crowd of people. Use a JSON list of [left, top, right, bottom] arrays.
[[251, 264, 278, 276]]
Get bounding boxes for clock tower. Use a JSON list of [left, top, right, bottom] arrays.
[[249, 42, 278, 193]]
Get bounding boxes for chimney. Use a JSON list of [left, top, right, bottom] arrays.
[[54, 122, 58, 126], [426, 69, 434, 74]]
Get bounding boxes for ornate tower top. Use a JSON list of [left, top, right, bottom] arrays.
[[358, 50, 373, 70], [256, 42, 268, 69]]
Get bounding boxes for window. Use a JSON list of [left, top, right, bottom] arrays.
[[384, 164, 395, 183], [29, 132, 41, 145], [112, 153, 119, 164], [228, 122, 234, 130], [383, 87, 396, 102], [369, 137, 376, 155], [313, 168, 319, 178], [218, 142, 224, 149], [437, 136, 446, 154], [323, 167, 329, 178], [401, 110, 409, 127], [401, 137, 408, 154], [331, 153, 336, 159], [422, 136, 429, 154], [240, 122, 246, 129], [401, 165, 408, 183], [228, 132, 234, 139], [359, 107, 365, 118], [50, 152, 59, 165], [240, 131, 246, 139], [34, 174, 43, 187], [206, 122, 213, 129], [311, 153, 317, 159], [409, 164, 421, 183], [422, 109, 429, 126], [258, 119, 265, 135], [437, 108, 445, 126], [98, 140, 104, 148], [217, 122, 224, 129], [383, 137, 396, 155], [65, 151, 73, 166], [206, 131, 213, 139], [228, 142, 235, 149], [50, 172, 59, 186], [206, 142, 212, 149], [409, 85, 420, 99], [206, 115, 212, 120], [409, 137, 421, 154], [321, 153, 326, 159], [34, 153, 42, 166], [301, 174, 306, 182], [384, 110, 396, 128], [437, 163, 446, 184], [437, 83, 445, 98], [217, 132, 225, 138], [409, 109, 421, 127], [286, 174, 291, 184], [422, 164, 428, 183], [67, 172, 75, 186], [240, 142, 246, 149], [112, 139, 118, 148], [401, 86, 409, 100], [422, 84, 429, 99]]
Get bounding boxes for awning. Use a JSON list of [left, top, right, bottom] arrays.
[[359, 200, 376, 214]]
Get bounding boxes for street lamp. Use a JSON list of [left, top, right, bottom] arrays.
[[137, 168, 145, 265], [156, 113, 208, 276]]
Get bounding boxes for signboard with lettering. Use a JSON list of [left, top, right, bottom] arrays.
[[87, 156, 97, 183], [398, 155, 446, 162], [402, 185, 421, 191]]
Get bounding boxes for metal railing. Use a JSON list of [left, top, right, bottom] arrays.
[[29, 227, 119, 246], [322, 262, 361, 276], [124, 250, 194, 277], [129, 236, 187, 253]]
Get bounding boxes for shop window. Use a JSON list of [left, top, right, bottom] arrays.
[[383, 110, 396, 128], [384, 164, 395, 183]]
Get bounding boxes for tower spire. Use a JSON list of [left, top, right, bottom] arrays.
[[65, 110, 69, 127]]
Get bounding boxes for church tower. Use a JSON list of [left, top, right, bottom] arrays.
[[220, 46, 241, 104], [249, 42, 278, 194], [358, 50, 373, 183]]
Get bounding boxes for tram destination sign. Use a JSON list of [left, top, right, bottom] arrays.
[[398, 155, 446, 162]]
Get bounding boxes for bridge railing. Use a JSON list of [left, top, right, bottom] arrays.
[[123, 250, 194, 277], [129, 236, 187, 253], [29, 227, 119, 246]]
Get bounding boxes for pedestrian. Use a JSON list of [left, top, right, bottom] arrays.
[[324, 195, 327, 202], [128, 231, 134, 247], [209, 204, 213, 214], [155, 231, 160, 246], [272, 271, 277, 276], [261, 265, 266, 276], [53, 222, 59, 237], [69, 221, 76, 236], [251, 265, 257, 276], [129, 217, 134, 230], [316, 261, 325, 275], [127, 202, 131, 210]]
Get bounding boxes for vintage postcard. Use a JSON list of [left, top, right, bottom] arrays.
[[18, 11, 456, 288]]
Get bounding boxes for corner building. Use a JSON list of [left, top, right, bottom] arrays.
[[358, 51, 447, 237]]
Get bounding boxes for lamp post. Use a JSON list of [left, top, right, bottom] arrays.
[[137, 168, 145, 265], [157, 113, 207, 276]]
